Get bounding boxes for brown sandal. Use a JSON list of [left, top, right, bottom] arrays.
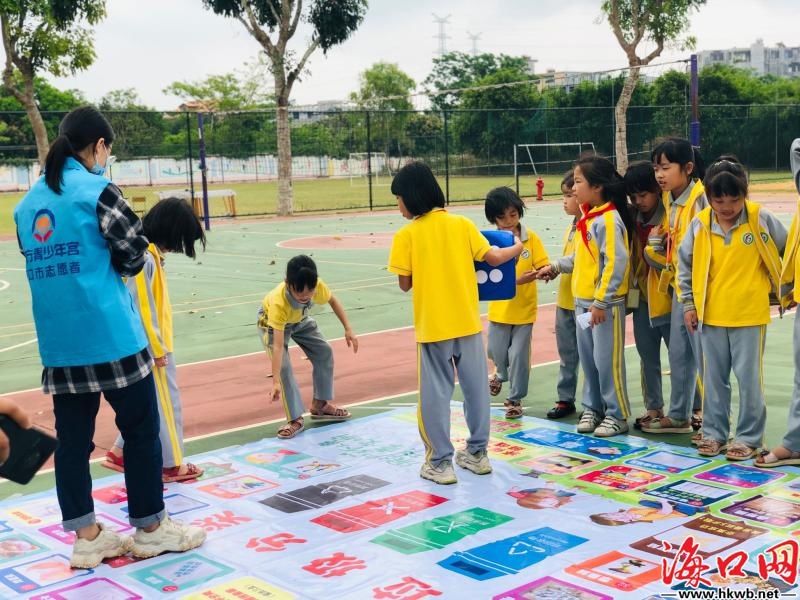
[[277, 418, 305, 439], [725, 441, 758, 462], [754, 447, 800, 468], [489, 375, 503, 397], [691, 411, 703, 432], [504, 402, 524, 420], [309, 401, 351, 421], [697, 438, 727, 457]]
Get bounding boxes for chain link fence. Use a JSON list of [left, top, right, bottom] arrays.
[[1, 105, 797, 217]]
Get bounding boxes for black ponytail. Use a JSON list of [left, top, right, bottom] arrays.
[[575, 156, 635, 242], [44, 106, 115, 194]]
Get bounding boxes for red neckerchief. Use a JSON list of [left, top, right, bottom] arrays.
[[576, 202, 617, 258]]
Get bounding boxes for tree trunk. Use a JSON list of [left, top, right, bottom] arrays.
[[275, 86, 293, 216], [614, 64, 640, 173], [23, 76, 49, 167]]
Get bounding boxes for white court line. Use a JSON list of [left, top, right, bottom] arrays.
[[0, 280, 8, 292], [0, 338, 37, 353]]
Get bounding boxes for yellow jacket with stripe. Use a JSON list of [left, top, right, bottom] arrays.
[[126, 244, 172, 357], [677, 201, 787, 326], [632, 202, 672, 325], [556, 220, 577, 311], [780, 198, 800, 304], [554, 202, 630, 308], [646, 180, 707, 301]]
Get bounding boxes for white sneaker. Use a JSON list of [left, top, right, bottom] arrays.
[[131, 516, 206, 558], [594, 416, 629, 438], [419, 461, 457, 485], [455, 448, 492, 475], [70, 523, 133, 569], [577, 410, 602, 433]]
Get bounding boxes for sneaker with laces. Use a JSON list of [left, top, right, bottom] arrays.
[[576, 410, 602, 433], [131, 516, 206, 558], [419, 461, 457, 485], [593, 416, 629, 438], [455, 448, 492, 475], [70, 523, 133, 569]]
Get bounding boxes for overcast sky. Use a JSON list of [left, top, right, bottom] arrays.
[[47, 0, 800, 110]]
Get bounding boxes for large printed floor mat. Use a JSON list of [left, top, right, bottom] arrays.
[[0, 406, 798, 599]]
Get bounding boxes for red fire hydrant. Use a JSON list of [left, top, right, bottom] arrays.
[[536, 176, 544, 201]]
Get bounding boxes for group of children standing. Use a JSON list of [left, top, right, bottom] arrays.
[[379, 137, 800, 485]]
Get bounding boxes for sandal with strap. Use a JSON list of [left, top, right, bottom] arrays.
[[697, 438, 728, 457], [691, 411, 703, 432], [101, 451, 125, 473], [162, 463, 204, 483], [489, 375, 503, 397], [754, 447, 800, 468], [504, 402, 524, 420], [725, 441, 759, 462], [309, 401, 351, 421], [634, 409, 663, 431], [277, 418, 305, 439]]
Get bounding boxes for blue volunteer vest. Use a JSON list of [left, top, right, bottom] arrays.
[[14, 157, 147, 367]]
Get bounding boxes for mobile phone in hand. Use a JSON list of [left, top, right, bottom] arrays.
[[0, 416, 58, 484]]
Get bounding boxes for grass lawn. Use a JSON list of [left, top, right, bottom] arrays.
[[0, 170, 794, 236]]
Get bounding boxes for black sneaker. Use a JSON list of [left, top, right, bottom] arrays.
[[547, 402, 576, 419]]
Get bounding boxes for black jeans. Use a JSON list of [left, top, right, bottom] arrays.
[[53, 372, 165, 531]]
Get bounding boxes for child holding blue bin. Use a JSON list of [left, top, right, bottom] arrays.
[[485, 187, 550, 419]]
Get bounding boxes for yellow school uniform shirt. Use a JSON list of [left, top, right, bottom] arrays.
[[488, 226, 550, 325], [690, 204, 780, 327], [258, 279, 332, 331], [556, 221, 577, 311], [131, 244, 173, 356], [388, 208, 490, 343]]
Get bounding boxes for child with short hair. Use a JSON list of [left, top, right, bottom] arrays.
[[548, 171, 580, 420], [757, 138, 800, 468], [678, 156, 786, 459], [624, 161, 673, 430], [258, 255, 358, 439], [643, 138, 707, 436], [538, 157, 633, 437], [485, 187, 550, 419], [104, 197, 207, 483], [388, 162, 523, 484]]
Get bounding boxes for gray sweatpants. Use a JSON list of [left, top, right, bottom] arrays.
[[555, 307, 579, 404], [115, 352, 184, 468], [699, 324, 766, 448], [259, 317, 334, 421], [667, 293, 703, 421], [418, 332, 490, 466], [575, 303, 630, 420], [632, 302, 670, 412], [782, 313, 800, 451], [487, 322, 533, 404]]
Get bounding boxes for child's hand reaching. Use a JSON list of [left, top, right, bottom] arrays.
[[154, 356, 168, 368], [534, 265, 557, 281], [345, 328, 359, 353], [271, 382, 282, 403]]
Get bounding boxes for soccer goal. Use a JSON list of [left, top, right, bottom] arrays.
[[348, 152, 392, 187], [513, 142, 596, 195]]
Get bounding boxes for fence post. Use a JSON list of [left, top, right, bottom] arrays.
[[185, 111, 195, 200], [366, 110, 373, 211], [690, 54, 700, 147], [444, 110, 450, 205], [197, 113, 211, 231]]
